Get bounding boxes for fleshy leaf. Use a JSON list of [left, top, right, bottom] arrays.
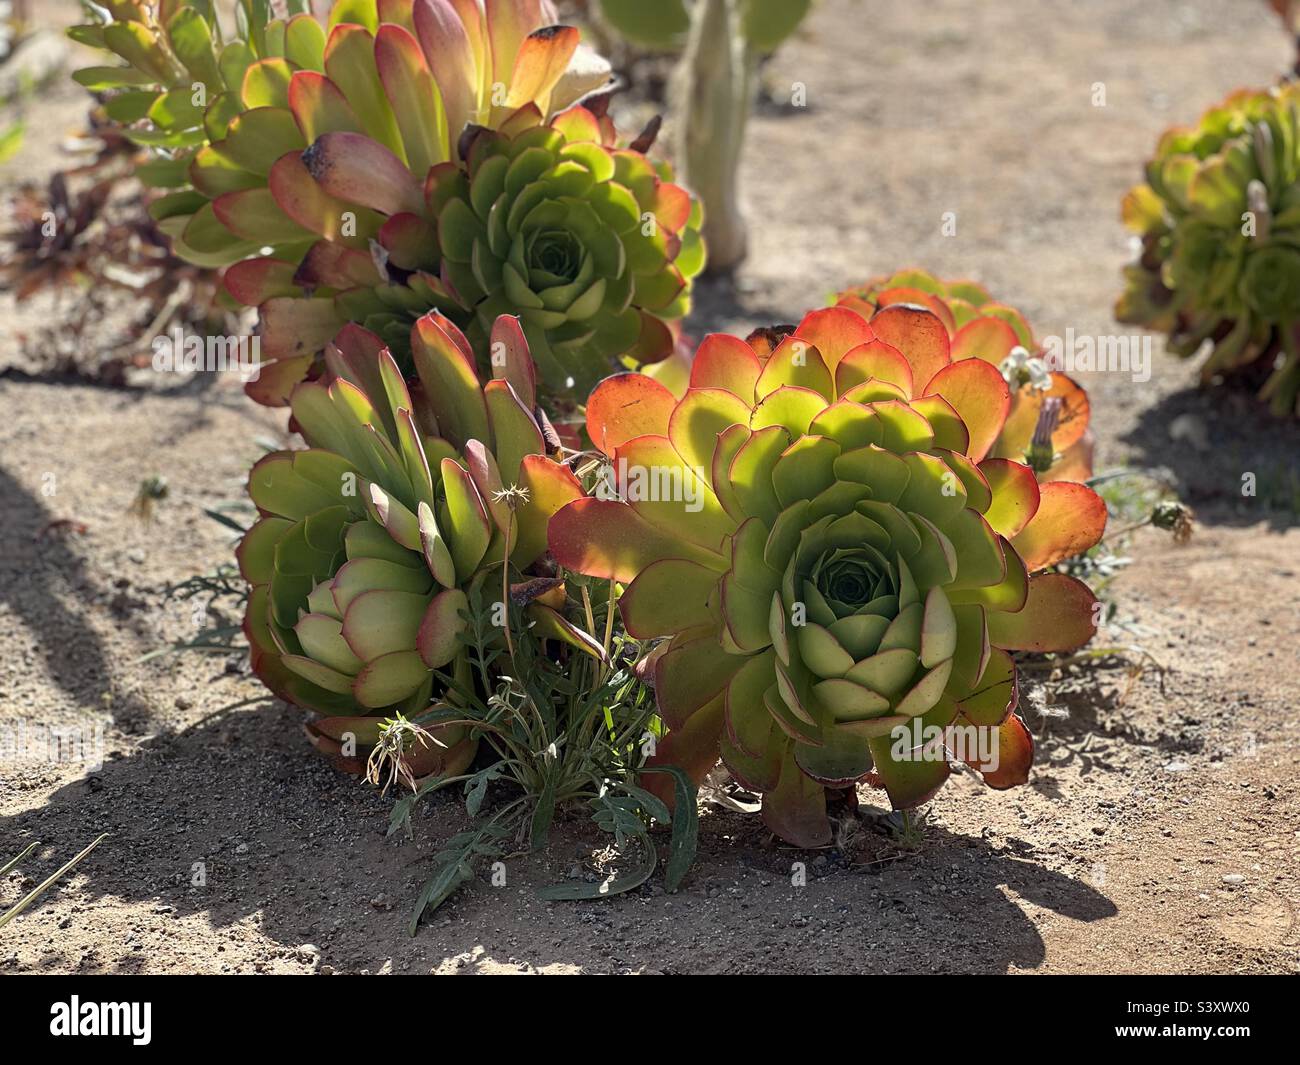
[[1010, 481, 1108, 571], [986, 573, 1098, 652]]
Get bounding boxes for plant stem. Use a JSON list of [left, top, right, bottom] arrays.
[[678, 0, 752, 272]]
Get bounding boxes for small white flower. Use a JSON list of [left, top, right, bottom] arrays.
[[999, 345, 1051, 391], [1026, 358, 1053, 391], [997, 345, 1028, 381]]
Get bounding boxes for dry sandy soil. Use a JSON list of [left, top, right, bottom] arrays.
[[1, 0, 1298, 974]]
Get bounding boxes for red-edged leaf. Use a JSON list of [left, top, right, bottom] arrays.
[[375, 22, 449, 177], [1010, 481, 1107, 571], [986, 572, 1098, 652], [295, 241, 384, 289], [224, 257, 299, 305], [874, 286, 956, 333], [585, 372, 676, 455], [922, 358, 1011, 462], [489, 314, 537, 410], [302, 131, 423, 216], [514, 454, 584, 568], [792, 306, 875, 374], [505, 24, 580, 111], [258, 296, 344, 359], [288, 70, 361, 142], [549, 103, 603, 143], [761, 752, 832, 847], [868, 304, 951, 391], [653, 181, 693, 233], [410, 311, 489, 449], [412, 0, 476, 156], [834, 339, 914, 398], [377, 212, 439, 270], [548, 498, 725, 583], [979, 457, 1041, 538], [640, 694, 726, 809], [690, 333, 763, 402], [620, 558, 720, 638], [966, 712, 1034, 789], [245, 355, 315, 407], [951, 315, 1021, 364]]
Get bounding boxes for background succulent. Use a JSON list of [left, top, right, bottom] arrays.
[[1117, 83, 1300, 416], [549, 303, 1107, 846], [71, 0, 702, 403], [594, 0, 813, 273], [1267, 0, 1300, 75], [836, 269, 1093, 482], [238, 310, 585, 775]]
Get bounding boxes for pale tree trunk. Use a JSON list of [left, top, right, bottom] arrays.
[[676, 0, 755, 274]]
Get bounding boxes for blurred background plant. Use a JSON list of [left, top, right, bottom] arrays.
[[2, 0, 40, 164], [1268, 0, 1300, 75], [1, 0, 239, 385], [0, 111, 238, 384], [584, 0, 814, 273], [0, 1, 24, 65], [1116, 82, 1300, 417]]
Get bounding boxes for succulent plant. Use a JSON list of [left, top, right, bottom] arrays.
[[393, 101, 703, 394], [238, 310, 585, 773], [71, 0, 703, 403], [1117, 83, 1300, 416], [595, 0, 813, 273], [549, 304, 1107, 846], [836, 269, 1093, 482]]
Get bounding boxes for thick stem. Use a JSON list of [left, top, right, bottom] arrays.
[[677, 0, 753, 274]]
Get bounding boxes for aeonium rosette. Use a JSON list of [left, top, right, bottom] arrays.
[[836, 269, 1093, 482], [1117, 83, 1300, 415], [238, 310, 586, 775], [73, 0, 610, 267], [549, 303, 1108, 846], [75, 0, 703, 404]]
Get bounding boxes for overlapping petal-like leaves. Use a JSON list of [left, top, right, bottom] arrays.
[[425, 104, 704, 395], [1117, 83, 1300, 416], [238, 310, 583, 772], [549, 303, 1107, 846], [836, 269, 1093, 481], [74, 0, 606, 262], [73, 0, 702, 403]]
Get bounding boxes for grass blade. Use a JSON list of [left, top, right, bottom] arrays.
[[0, 841, 39, 878], [0, 834, 108, 928]]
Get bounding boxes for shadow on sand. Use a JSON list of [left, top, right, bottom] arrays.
[[1120, 383, 1300, 530], [4, 694, 1117, 974]]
